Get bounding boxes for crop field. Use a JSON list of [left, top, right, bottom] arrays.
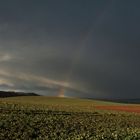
[[0, 96, 140, 140]]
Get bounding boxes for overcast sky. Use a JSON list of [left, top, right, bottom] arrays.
[[0, 0, 140, 99]]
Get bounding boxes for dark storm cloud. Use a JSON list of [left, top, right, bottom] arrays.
[[0, 0, 140, 99]]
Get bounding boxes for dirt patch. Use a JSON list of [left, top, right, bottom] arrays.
[[95, 106, 140, 113]]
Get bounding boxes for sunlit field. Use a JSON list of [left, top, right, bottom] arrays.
[[0, 96, 140, 140]]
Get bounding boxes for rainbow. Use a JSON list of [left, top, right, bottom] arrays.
[[57, 2, 112, 97], [58, 87, 65, 97]]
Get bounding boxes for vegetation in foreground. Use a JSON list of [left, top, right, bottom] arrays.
[[0, 97, 140, 140]]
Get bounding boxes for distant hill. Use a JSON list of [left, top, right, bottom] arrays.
[[110, 99, 140, 104], [86, 98, 140, 104], [0, 91, 39, 98]]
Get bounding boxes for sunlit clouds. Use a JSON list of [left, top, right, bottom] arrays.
[[0, 53, 13, 62]]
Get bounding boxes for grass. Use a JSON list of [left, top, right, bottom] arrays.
[[0, 96, 140, 139]]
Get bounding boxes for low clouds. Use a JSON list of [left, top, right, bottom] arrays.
[[0, 53, 13, 62]]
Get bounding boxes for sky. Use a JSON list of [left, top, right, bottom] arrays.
[[0, 0, 140, 99]]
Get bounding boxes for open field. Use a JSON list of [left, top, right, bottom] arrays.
[[0, 96, 140, 139], [1, 96, 140, 113]]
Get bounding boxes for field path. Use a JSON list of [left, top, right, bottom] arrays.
[[95, 105, 140, 113]]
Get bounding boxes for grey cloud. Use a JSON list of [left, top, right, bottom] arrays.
[[0, 0, 140, 99]]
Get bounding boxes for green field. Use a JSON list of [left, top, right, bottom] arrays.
[[0, 96, 140, 140], [0, 96, 129, 112]]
